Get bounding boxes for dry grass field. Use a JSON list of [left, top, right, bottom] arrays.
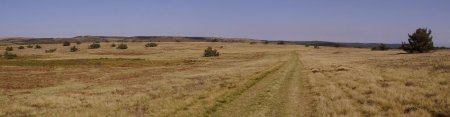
[[0, 42, 448, 117]]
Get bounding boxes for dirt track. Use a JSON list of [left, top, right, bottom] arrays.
[[207, 51, 313, 117]]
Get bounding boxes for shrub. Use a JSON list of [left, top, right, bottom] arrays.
[[111, 43, 116, 47], [35, 44, 42, 49], [204, 47, 220, 57], [5, 47, 13, 51], [45, 48, 57, 53], [262, 40, 269, 44], [18, 46, 25, 49], [401, 28, 434, 53], [3, 51, 17, 59], [314, 44, 320, 49], [63, 41, 71, 46], [305, 44, 310, 47], [89, 43, 101, 49], [277, 41, 285, 45], [249, 42, 257, 45], [70, 46, 79, 52], [76, 41, 82, 45], [371, 43, 390, 51], [175, 40, 181, 42], [145, 43, 158, 47], [116, 43, 128, 49], [27, 44, 34, 48]]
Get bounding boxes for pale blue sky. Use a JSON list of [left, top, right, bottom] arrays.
[[0, 0, 449, 46]]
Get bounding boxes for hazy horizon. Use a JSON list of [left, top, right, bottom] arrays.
[[1, 0, 449, 46]]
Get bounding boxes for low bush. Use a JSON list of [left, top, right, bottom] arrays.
[[27, 44, 33, 48], [63, 41, 71, 46], [70, 46, 79, 52], [35, 44, 42, 49], [3, 51, 17, 59], [116, 43, 128, 49], [262, 40, 269, 44], [277, 41, 285, 45], [5, 47, 13, 51], [76, 41, 82, 45], [314, 44, 320, 49], [204, 47, 220, 57], [145, 43, 158, 47], [111, 43, 116, 47], [45, 48, 57, 53], [89, 43, 101, 49], [249, 42, 257, 45], [305, 44, 310, 47], [371, 43, 390, 51], [18, 46, 25, 49]]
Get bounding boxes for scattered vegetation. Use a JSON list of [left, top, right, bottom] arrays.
[[204, 47, 220, 57], [5, 47, 13, 51], [45, 48, 57, 53], [35, 44, 42, 49], [371, 43, 390, 51], [70, 46, 79, 52], [2, 51, 17, 59], [145, 43, 158, 47], [401, 28, 434, 53], [63, 41, 71, 46], [88, 42, 101, 49], [18, 46, 25, 49], [116, 43, 128, 49]]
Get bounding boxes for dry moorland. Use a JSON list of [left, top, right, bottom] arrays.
[[0, 42, 448, 117]]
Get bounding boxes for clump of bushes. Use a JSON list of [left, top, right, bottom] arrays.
[[2, 51, 17, 59], [45, 48, 57, 53], [401, 28, 434, 53], [63, 41, 71, 46], [277, 41, 285, 45], [27, 44, 34, 48], [204, 47, 220, 57], [145, 43, 158, 47], [35, 44, 42, 49], [89, 42, 101, 49], [18, 46, 25, 49], [111, 43, 116, 47], [5, 47, 13, 51], [371, 43, 390, 51], [116, 43, 128, 49], [70, 46, 79, 52]]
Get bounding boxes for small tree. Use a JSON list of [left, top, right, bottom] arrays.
[[89, 43, 101, 49], [5, 47, 13, 51], [70, 46, 79, 52], [402, 28, 434, 53], [18, 46, 25, 49], [145, 43, 158, 47], [204, 47, 220, 57], [63, 41, 71, 46], [35, 44, 42, 49], [2, 51, 17, 59], [116, 43, 128, 49]]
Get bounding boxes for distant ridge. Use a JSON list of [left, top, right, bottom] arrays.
[[0, 36, 403, 48]]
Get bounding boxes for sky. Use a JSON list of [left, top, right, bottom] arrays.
[[0, 0, 449, 46]]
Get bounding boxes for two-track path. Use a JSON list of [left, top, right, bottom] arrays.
[[208, 51, 313, 117]]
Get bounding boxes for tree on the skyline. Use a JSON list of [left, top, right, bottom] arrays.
[[401, 28, 434, 53]]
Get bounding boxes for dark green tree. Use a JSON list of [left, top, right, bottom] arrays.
[[402, 28, 434, 53]]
